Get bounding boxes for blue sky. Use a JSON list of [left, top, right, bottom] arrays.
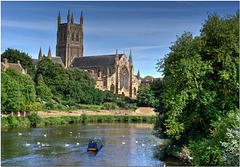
[[1, 1, 238, 78]]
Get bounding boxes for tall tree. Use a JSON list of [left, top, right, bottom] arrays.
[[1, 71, 21, 112]]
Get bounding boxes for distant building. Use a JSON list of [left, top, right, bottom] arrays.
[[141, 77, 163, 85], [1, 58, 27, 74], [89, 70, 104, 91], [70, 50, 141, 98], [34, 10, 141, 98]]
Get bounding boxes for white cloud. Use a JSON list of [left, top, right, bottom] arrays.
[[1, 20, 56, 31]]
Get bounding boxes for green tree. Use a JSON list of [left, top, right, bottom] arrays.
[[1, 72, 21, 112], [5, 67, 36, 104], [36, 58, 69, 97], [144, 75, 153, 79], [136, 84, 156, 107], [1, 48, 35, 78], [155, 12, 239, 165], [67, 68, 95, 88], [65, 80, 84, 102], [104, 90, 117, 102], [36, 74, 52, 101]]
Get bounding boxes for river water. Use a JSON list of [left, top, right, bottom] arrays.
[[1, 123, 183, 166]]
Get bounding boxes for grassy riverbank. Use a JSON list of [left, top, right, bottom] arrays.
[[1, 114, 157, 128]]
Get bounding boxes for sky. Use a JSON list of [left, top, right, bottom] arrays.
[[1, 1, 238, 78]]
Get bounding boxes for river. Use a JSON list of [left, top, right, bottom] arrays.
[[1, 123, 184, 166]]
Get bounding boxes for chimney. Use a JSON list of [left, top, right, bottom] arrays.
[[17, 60, 20, 64], [91, 70, 94, 74], [99, 71, 102, 79], [3, 58, 8, 64]]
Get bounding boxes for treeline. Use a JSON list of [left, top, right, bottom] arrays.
[[1, 113, 156, 128], [152, 12, 239, 166], [1, 51, 130, 113]]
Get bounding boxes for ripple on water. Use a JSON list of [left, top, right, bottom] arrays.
[[1, 123, 180, 166]]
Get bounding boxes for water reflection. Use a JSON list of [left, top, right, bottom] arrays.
[[1, 123, 183, 166]]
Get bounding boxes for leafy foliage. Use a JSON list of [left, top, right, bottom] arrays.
[[1, 71, 21, 112], [36, 74, 52, 101], [27, 112, 42, 127], [6, 67, 36, 103], [36, 58, 69, 97], [136, 84, 157, 107], [103, 90, 117, 102], [155, 12, 239, 165]]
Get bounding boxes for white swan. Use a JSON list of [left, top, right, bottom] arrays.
[[37, 142, 41, 145], [135, 140, 138, 143], [142, 143, 145, 146], [65, 143, 69, 147], [76, 142, 79, 145], [44, 134, 47, 137], [122, 141, 125, 144], [26, 143, 30, 146], [18, 132, 22, 136]]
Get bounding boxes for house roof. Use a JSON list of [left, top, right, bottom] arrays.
[[70, 54, 123, 68], [1, 62, 25, 74]]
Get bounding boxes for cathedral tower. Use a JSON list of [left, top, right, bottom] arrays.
[[56, 10, 83, 67]]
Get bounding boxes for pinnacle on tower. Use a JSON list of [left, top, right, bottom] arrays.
[[38, 47, 42, 61], [129, 48, 133, 64], [137, 69, 140, 79], [115, 49, 119, 61], [67, 9, 70, 23], [71, 13, 74, 24], [80, 11, 83, 25], [107, 67, 109, 76], [48, 46, 52, 59], [58, 10, 61, 25]]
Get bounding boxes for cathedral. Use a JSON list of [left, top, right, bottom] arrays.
[[37, 10, 141, 98]]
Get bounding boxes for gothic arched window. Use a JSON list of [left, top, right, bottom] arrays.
[[134, 87, 137, 95], [110, 84, 115, 92], [71, 33, 74, 41], [76, 33, 79, 42], [120, 67, 129, 90]]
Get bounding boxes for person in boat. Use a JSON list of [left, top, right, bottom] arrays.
[[91, 140, 95, 148]]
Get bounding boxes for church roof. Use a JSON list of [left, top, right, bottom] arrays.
[[33, 57, 64, 66], [51, 57, 64, 66], [70, 54, 123, 68]]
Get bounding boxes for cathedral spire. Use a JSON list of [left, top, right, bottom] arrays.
[[137, 69, 140, 79], [58, 10, 61, 25], [115, 49, 119, 61], [80, 11, 83, 26], [38, 47, 42, 61], [71, 13, 74, 24], [48, 46, 52, 59], [129, 48, 132, 64], [67, 9, 70, 23]]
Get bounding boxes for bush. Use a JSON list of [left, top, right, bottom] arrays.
[[27, 112, 42, 127], [103, 102, 116, 110], [7, 114, 17, 127], [1, 117, 9, 127], [81, 113, 88, 123]]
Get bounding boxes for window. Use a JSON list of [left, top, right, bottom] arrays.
[[76, 34, 79, 42], [22, 69, 25, 74], [101, 84, 103, 87], [71, 33, 74, 41], [134, 80, 136, 84], [97, 83, 99, 87]]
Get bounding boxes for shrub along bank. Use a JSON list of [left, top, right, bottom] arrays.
[[1, 113, 157, 128]]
